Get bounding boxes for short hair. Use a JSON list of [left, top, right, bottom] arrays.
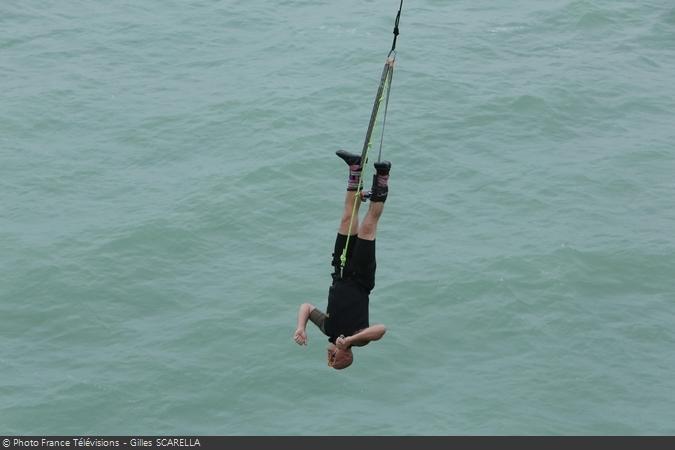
[[332, 347, 353, 370]]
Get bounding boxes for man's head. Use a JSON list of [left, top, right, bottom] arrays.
[[327, 343, 353, 370]]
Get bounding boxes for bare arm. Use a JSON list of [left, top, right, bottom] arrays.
[[293, 303, 316, 345], [296, 303, 316, 331], [337, 324, 387, 348]]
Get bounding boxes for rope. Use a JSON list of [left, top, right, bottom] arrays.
[[390, 0, 403, 55], [339, 62, 394, 276], [338, 1, 403, 277], [377, 58, 395, 162]]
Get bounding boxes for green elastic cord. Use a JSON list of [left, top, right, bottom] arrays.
[[339, 72, 392, 278], [339, 189, 362, 274]]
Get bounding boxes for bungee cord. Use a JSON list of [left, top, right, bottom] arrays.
[[339, 1, 403, 277]]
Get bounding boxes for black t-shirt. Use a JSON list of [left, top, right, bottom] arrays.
[[323, 279, 370, 343]]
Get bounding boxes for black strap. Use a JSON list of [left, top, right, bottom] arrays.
[[389, 0, 403, 54]]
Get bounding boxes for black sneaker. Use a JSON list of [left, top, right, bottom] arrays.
[[336, 150, 362, 167], [370, 160, 391, 203], [374, 160, 391, 175]]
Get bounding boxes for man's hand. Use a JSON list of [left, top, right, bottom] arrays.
[[294, 303, 315, 346], [335, 335, 350, 350], [293, 328, 307, 346]]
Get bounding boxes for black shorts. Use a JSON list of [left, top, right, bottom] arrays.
[[331, 233, 376, 293]]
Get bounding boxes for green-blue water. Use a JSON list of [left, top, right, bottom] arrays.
[[2, 0, 674, 435]]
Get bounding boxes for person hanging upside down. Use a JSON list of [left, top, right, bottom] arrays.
[[293, 150, 390, 370]]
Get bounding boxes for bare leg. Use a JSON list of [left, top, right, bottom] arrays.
[[358, 201, 384, 241], [339, 191, 362, 235]]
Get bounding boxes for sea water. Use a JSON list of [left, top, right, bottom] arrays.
[[1, 0, 674, 435]]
